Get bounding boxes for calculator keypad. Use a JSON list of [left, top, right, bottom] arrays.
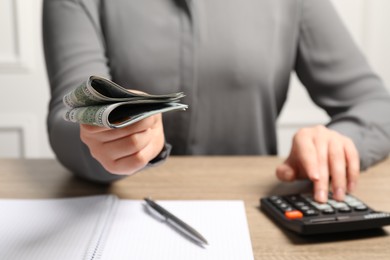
[[268, 193, 368, 220], [261, 192, 390, 235]]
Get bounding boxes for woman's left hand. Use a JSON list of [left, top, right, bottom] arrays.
[[275, 125, 360, 203]]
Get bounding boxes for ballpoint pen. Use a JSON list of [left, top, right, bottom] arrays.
[[144, 197, 209, 246]]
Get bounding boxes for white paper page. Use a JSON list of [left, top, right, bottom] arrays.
[[100, 200, 254, 260], [0, 195, 116, 260]]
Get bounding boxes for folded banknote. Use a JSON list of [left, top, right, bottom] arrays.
[[63, 76, 188, 128]]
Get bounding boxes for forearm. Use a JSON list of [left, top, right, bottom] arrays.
[[327, 97, 390, 170], [44, 0, 119, 182], [48, 107, 124, 183], [296, 0, 390, 170]]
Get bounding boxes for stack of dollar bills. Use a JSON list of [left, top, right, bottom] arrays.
[[63, 76, 188, 128]]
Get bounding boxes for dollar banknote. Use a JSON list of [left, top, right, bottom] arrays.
[[63, 76, 188, 128]]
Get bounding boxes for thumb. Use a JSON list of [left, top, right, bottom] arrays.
[[276, 161, 297, 182]]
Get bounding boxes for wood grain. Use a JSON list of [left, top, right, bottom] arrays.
[[1, 156, 389, 259]]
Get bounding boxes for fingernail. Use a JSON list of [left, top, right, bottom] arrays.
[[315, 190, 327, 203], [312, 172, 320, 181], [334, 188, 345, 201]]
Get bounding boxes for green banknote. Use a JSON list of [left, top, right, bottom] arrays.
[[63, 76, 187, 128]]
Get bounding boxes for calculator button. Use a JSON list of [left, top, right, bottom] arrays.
[[285, 210, 303, 220], [344, 197, 365, 207], [269, 198, 295, 213], [310, 201, 333, 211], [270, 198, 285, 207], [294, 201, 307, 207], [354, 204, 368, 211], [269, 196, 281, 202], [301, 193, 314, 201], [278, 204, 293, 212], [274, 199, 284, 205], [304, 209, 319, 216], [299, 205, 311, 211], [344, 195, 362, 204], [346, 201, 365, 207], [279, 203, 289, 209], [328, 200, 349, 209], [285, 195, 300, 202], [338, 206, 352, 213], [322, 208, 336, 214]]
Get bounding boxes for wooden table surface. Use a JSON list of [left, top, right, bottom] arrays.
[[1, 156, 390, 260]]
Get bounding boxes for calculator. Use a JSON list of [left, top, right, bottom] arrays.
[[260, 193, 390, 235]]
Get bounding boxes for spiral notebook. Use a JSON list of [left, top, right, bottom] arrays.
[[0, 195, 254, 260]]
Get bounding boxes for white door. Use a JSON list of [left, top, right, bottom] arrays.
[[0, 0, 53, 158]]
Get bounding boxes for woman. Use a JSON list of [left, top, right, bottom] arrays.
[[43, 0, 390, 203]]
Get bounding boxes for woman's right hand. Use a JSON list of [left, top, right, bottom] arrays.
[[80, 114, 165, 176]]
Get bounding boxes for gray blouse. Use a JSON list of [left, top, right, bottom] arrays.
[[43, 0, 390, 182]]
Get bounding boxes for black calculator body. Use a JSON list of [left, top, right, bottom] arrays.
[[260, 193, 390, 235]]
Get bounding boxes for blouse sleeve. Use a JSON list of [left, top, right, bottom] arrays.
[[42, 0, 170, 183], [295, 0, 390, 170]]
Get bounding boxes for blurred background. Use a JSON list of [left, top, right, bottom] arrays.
[[0, 0, 389, 159]]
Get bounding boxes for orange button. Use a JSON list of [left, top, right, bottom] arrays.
[[285, 210, 303, 219]]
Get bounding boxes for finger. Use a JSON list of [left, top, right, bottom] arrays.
[[100, 129, 152, 161], [276, 162, 297, 182], [92, 116, 159, 142], [121, 115, 159, 134], [313, 174, 329, 203], [80, 124, 111, 134], [312, 126, 329, 184], [292, 129, 320, 181], [328, 138, 347, 201], [312, 139, 330, 203], [109, 136, 164, 175], [343, 138, 360, 193]]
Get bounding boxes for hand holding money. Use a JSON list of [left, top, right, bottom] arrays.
[[64, 76, 187, 175], [80, 113, 165, 176]]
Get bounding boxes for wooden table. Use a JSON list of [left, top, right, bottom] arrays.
[[1, 156, 390, 259]]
